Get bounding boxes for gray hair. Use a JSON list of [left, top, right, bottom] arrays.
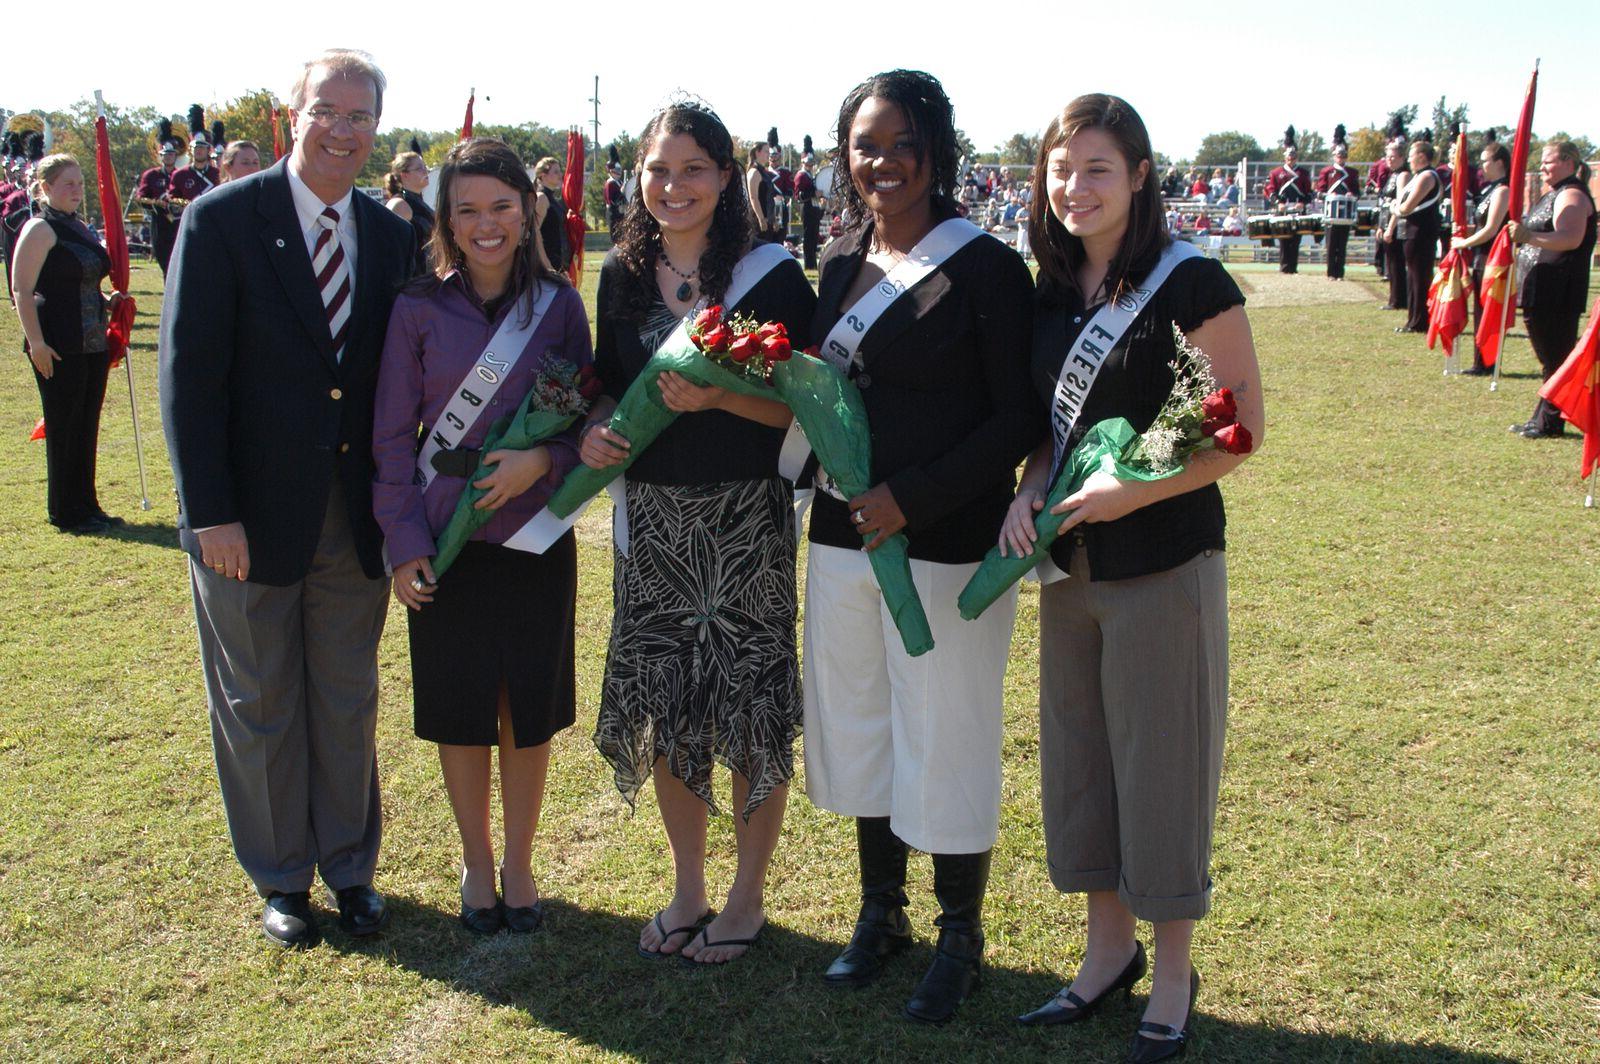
[[287, 49, 387, 118]]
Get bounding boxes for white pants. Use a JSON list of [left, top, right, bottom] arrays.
[[802, 544, 1018, 854]]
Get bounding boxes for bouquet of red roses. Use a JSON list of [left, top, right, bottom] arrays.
[[432, 359, 602, 578], [958, 325, 1253, 620], [545, 305, 794, 518]]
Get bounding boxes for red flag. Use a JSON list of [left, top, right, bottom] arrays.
[[461, 90, 475, 140], [1538, 298, 1600, 478], [1507, 65, 1539, 226], [1427, 248, 1469, 356], [271, 106, 285, 161], [1475, 228, 1516, 366], [93, 100, 136, 368], [1450, 129, 1469, 237], [562, 129, 587, 285], [30, 417, 46, 441]]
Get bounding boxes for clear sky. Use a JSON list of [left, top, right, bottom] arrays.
[[9, 1, 1595, 162]]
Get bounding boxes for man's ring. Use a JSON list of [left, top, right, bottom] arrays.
[[211, 562, 224, 571], [410, 576, 426, 592], [852, 509, 866, 526]]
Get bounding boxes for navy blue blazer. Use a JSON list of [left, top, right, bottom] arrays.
[[159, 159, 418, 586]]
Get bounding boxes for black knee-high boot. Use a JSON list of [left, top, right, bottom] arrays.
[[904, 849, 991, 1024], [824, 816, 912, 987]]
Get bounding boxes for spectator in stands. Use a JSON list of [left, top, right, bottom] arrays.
[[1190, 172, 1209, 201], [1165, 205, 1182, 234], [1222, 206, 1242, 235], [1194, 210, 1212, 234], [1208, 168, 1225, 201], [1217, 172, 1239, 208]]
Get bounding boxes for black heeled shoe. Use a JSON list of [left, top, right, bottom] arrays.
[[902, 850, 991, 1025], [459, 870, 503, 935], [1125, 968, 1200, 1063], [824, 817, 912, 988], [1017, 940, 1146, 1026]]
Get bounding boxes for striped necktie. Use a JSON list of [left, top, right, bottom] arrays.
[[313, 206, 352, 360]]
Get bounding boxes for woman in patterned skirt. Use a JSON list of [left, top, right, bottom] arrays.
[[580, 101, 816, 964]]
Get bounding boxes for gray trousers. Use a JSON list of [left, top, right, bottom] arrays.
[[190, 483, 389, 897], [1039, 548, 1228, 923]]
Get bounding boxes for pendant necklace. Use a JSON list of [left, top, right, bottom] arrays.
[[660, 255, 698, 303]]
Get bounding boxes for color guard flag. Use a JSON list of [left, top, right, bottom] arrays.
[[562, 129, 587, 286], [30, 417, 45, 441], [461, 90, 474, 140], [1427, 248, 1469, 356], [1537, 298, 1600, 479], [1475, 228, 1516, 365], [94, 95, 136, 368]]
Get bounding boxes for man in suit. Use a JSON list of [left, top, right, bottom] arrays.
[[160, 49, 416, 949]]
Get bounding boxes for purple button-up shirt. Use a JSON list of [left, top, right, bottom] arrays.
[[372, 273, 592, 568]]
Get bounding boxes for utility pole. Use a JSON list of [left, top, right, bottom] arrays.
[[589, 75, 601, 174]]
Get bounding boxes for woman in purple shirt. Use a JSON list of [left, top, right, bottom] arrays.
[[373, 138, 591, 936]]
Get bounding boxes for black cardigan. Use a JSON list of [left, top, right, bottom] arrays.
[[593, 247, 817, 485], [807, 219, 1044, 563]]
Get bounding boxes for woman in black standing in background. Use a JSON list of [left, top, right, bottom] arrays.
[[11, 153, 127, 533], [1450, 135, 1510, 375], [384, 146, 435, 267], [800, 68, 1043, 1024], [533, 156, 570, 273], [1393, 136, 1441, 334], [1378, 136, 1409, 312]]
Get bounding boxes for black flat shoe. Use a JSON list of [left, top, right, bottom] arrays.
[[460, 896, 504, 935], [333, 884, 390, 936], [262, 891, 319, 949], [1125, 968, 1200, 1063], [1018, 940, 1147, 1026], [503, 900, 544, 933]]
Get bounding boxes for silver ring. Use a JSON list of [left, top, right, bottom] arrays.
[[852, 509, 866, 526], [410, 576, 426, 592]]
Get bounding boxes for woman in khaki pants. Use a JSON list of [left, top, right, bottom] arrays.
[[1001, 94, 1264, 1063]]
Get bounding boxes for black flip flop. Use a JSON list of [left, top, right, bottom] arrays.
[[680, 919, 766, 967], [637, 908, 713, 959]]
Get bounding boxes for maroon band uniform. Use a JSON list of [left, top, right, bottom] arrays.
[[169, 163, 220, 203], [1266, 164, 1312, 273], [1316, 163, 1360, 280], [135, 165, 179, 275]]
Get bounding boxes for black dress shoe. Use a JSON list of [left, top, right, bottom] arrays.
[[332, 884, 390, 936], [503, 900, 544, 934], [262, 891, 319, 949], [1518, 425, 1565, 439], [904, 926, 983, 1024], [460, 897, 504, 935], [1018, 940, 1147, 1026], [1125, 968, 1200, 1063]]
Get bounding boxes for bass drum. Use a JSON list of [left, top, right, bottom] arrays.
[[814, 164, 836, 200]]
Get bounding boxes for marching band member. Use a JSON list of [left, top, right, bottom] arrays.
[[603, 147, 625, 240], [1507, 141, 1597, 438], [1449, 133, 1510, 374], [1392, 134, 1441, 334], [170, 106, 221, 204], [1315, 126, 1359, 280], [135, 121, 182, 275], [1265, 128, 1311, 274], [1436, 122, 1481, 261], [1377, 133, 1409, 311], [794, 136, 823, 269]]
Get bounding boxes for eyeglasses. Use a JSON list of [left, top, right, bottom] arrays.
[[303, 107, 378, 132]]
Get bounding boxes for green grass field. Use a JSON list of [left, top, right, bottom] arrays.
[[1, 258, 1597, 1062]]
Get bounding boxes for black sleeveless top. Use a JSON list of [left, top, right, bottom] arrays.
[[400, 188, 434, 253], [1516, 175, 1596, 317], [1403, 168, 1441, 242], [539, 186, 569, 271], [1472, 178, 1506, 268], [752, 164, 777, 228], [31, 210, 110, 356]]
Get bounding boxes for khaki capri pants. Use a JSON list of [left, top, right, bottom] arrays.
[[1039, 546, 1227, 923]]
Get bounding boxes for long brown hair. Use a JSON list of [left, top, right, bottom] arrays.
[[1028, 94, 1168, 304], [414, 137, 567, 324]]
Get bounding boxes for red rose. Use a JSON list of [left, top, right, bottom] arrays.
[[1211, 422, 1253, 455], [702, 324, 733, 352], [761, 334, 792, 361], [694, 305, 724, 331], [728, 333, 760, 363], [755, 321, 787, 343]]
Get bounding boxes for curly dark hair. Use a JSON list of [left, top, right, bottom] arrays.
[[830, 69, 960, 231], [612, 102, 752, 322], [409, 137, 568, 325]]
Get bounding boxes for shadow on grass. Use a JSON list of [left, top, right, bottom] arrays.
[[326, 899, 1520, 1063], [94, 521, 181, 549]]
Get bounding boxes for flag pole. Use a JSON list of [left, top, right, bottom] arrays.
[[124, 357, 152, 510], [1489, 269, 1516, 393]]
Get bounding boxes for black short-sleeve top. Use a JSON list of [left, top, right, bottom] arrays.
[[592, 247, 817, 485], [1032, 254, 1245, 581], [807, 218, 1045, 564]]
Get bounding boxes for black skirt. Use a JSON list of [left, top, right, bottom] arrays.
[[407, 534, 577, 747]]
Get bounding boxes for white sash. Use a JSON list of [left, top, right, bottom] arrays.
[[414, 282, 561, 493], [511, 242, 793, 557], [1048, 240, 1202, 478], [777, 217, 988, 483]]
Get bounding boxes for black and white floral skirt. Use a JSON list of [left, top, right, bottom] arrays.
[[593, 477, 800, 819]]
